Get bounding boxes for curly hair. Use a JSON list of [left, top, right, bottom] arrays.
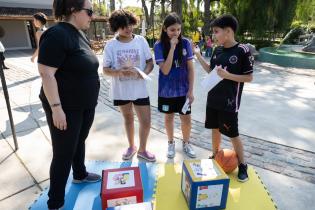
[[108, 9, 138, 32]]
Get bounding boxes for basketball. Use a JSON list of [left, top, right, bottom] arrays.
[[215, 149, 239, 173]]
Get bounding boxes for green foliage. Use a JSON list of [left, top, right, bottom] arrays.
[[182, 0, 203, 36], [294, 0, 315, 24], [110, 0, 315, 48], [219, 0, 297, 37], [92, 1, 107, 16], [123, 6, 143, 17]]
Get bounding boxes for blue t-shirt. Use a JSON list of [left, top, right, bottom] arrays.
[[154, 37, 194, 98]]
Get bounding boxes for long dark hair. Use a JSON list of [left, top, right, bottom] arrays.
[[53, 0, 85, 21], [159, 12, 183, 66]]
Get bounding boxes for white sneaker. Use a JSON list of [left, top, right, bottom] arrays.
[[167, 141, 175, 158], [183, 142, 196, 158]]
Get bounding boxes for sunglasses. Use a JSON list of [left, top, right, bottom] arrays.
[[81, 8, 93, 17]]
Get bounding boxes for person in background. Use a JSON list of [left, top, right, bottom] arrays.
[[31, 12, 47, 63], [205, 36, 213, 57], [0, 40, 9, 69], [198, 31, 206, 54]]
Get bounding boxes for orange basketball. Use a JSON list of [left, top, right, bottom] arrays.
[[215, 149, 239, 173]]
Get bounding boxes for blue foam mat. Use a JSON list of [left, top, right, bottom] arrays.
[[29, 161, 158, 210]]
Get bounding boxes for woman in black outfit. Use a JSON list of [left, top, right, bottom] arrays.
[[37, 0, 100, 209]]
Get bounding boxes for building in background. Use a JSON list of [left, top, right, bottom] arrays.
[[0, 0, 107, 50], [0, 0, 52, 50]]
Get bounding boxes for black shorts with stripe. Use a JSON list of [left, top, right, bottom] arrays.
[[205, 106, 239, 138], [158, 96, 191, 115]]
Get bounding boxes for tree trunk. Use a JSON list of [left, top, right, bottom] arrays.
[[98, 0, 101, 15], [149, 0, 156, 29], [203, 0, 211, 36], [161, 0, 166, 20], [197, 0, 201, 13], [171, 0, 182, 20], [141, 0, 150, 28], [110, 0, 115, 12]]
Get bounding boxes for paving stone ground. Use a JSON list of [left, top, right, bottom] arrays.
[[2, 59, 315, 185]]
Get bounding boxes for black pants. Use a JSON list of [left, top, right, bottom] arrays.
[[0, 52, 6, 68], [42, 101, 96, 209]]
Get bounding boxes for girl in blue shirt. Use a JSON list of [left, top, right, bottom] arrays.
[[154, 13, 196, 159]]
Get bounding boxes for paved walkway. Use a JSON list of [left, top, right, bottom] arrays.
[[145, 57, 315, 153], [0, 50, 315, 210]]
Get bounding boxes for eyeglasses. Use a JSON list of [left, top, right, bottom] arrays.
[[81, 8, 93, 17]]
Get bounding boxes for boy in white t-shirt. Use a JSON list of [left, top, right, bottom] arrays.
[[103, 9, 156, 162]]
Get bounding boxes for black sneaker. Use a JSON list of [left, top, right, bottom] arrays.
[[237, 163, 249, 182], [72, 172, 101, 184]]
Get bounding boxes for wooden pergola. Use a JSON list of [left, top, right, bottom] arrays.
[[0, 15, 108, 22], [0, 6, 108, 22]]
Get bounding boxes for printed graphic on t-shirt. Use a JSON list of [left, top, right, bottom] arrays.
[[229, 55, 238, 64], [183, 48, 187, 56], [117, 49, 141, 81], [227, 98, 234, 107], [174, 59, 180, 68]]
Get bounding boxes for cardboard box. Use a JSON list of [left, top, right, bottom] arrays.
[[101, 167, 143, 210], [181, 159, 230, 210]]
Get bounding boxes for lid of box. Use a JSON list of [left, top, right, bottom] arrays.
[[183, 159, 229, 181], [101, 166, 142, 193], [106, 201, 153, 210]]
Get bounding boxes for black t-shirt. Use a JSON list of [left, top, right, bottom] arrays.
[[207, 43, 254, 112], [38, 22, 100, 109]]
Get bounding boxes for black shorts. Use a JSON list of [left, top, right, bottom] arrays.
[[0, 52, 5, 61], [158, 96, 191, 115], [205, 106, 239, 138], [113, 97, 150, 106]]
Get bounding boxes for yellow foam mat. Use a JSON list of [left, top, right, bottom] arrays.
[[153, 163, 277, 210]]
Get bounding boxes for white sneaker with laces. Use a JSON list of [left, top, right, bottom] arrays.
[[167, 141, 175, 158], [183, 142, 196, 158]]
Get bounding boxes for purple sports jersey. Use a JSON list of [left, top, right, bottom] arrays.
[[154, 37, 194, 98]]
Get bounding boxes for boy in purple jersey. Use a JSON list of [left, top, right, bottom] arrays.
[[194, 15, 254, 182], [154, 13, 196, 159]]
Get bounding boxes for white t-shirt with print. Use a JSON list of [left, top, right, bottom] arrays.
[[103, 35, 152, 100]]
